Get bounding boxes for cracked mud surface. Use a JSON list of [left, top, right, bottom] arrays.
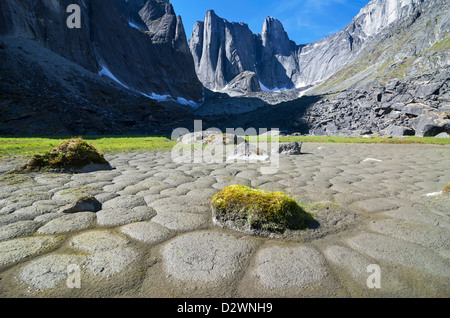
[[0, 143, 449, 297]]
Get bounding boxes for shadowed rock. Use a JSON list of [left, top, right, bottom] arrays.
[[60, 195, 102, 213], [272, 142, 302, 155]]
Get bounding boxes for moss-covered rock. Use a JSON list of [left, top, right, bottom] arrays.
[[211, 184, 313, 235], [17, 137, 111, 172]]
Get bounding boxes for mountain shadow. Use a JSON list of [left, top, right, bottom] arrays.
[[200, 95, 323, 134]]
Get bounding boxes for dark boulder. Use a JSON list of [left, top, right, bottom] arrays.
[[224, 71, 262, 96], [272, 142, 302, 155], [412, 113, 450, 137], [60, 195, 102, 213]]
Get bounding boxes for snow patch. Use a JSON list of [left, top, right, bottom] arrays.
[[139, 92, 199, 108], [177, 97, 199, 108], [300, 49, 312, 55], [259, 81, 289, 92], [140, 92, 172, 102], [128, 21, 142, 30], [313, 41, 326, 48], [362, 158, 383, 162], [98, 63, 198, 108], [424, 191, 442, 197], [98, 65, 129, 89]]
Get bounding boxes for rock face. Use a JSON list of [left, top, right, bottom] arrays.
[[189, 10, 258, 91], [223, 72, 261, 96], [313, 0, 449, 94], [296, 0, 427, 87], [196, 0, 449, 137], [297, 69, 450, 137], [1, 0, 448, 136], [258, 17, 300, 90], [0, 0, 202, 102], [189, 0, 433, 93], [0, 36, 197, 135], [189, 11, 299, 91], [203, 68, 449, 137]]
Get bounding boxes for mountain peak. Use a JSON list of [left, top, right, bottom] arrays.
[[261, 16, 291, 55], [205, 10, 219, 20]]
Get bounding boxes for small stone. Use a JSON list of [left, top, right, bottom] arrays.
[[272, 142, 302, 155], [59, 195, 102, 213]]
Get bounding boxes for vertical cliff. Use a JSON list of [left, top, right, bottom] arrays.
[[0, 0, 203, 102], [189, 10, 258, 91], [188, 0, 431, 92]]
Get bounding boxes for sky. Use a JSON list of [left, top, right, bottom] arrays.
[[170, 0, 372, 45]]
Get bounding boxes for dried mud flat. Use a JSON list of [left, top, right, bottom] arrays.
[[0, 143, 449, 298]]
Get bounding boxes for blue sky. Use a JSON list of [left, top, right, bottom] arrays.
[[170, 0, 371, 44]]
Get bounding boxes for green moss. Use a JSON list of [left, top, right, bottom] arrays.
[[0, 172, 33, 185], [211, 184, 314, 234], [60, 185, 102, 202], [17, 137, 110, 172]]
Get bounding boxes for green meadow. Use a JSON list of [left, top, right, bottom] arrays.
[[0, 135, 448, 159]]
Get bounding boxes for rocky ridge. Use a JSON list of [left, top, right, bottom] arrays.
[[0, 0, 202, 102], [188, 0, 431, 93], [0, 0, 449, 136], [202, 69, 449, 137], [195, 0, 449, 137], [189, 11, 300, 92], [0, 36, 197, 136], [299, 69, 450, 137]]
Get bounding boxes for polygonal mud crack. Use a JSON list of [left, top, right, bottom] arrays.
[[162, 231, 254, 283]]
